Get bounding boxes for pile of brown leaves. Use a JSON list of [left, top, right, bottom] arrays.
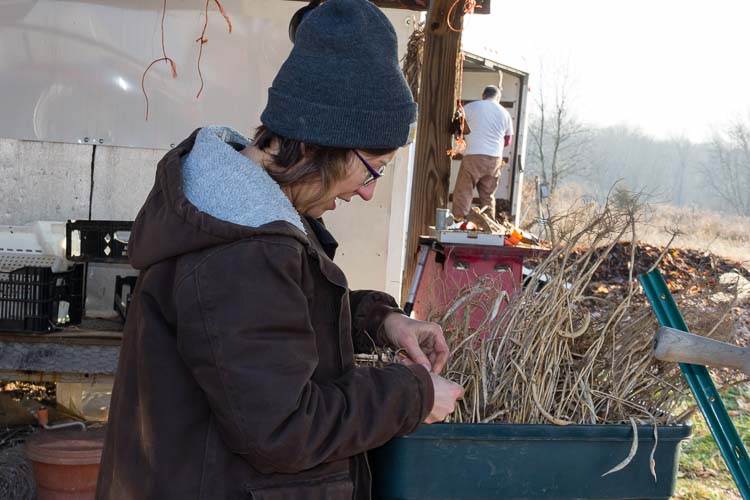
[[583, 241, 750, 299]]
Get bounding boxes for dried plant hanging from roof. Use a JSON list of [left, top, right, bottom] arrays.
[[445, 0, 476, 156], [446, 0, 476, 32], [141, 0, 233, 121], [401, 21, 424, 101], [446, 50, 467, 157]]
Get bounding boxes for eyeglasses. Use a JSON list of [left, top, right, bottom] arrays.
[[353, 150, 385, 187]]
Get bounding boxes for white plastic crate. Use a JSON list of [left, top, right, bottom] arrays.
[[0, 221, 71, 273]]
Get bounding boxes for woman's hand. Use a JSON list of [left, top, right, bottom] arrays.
[[398, 357, 464, 423], [426, 373, 464, 423], [382, 313, 450, 374]]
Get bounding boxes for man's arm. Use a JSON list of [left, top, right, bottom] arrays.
[[504, 108, 514, 148]]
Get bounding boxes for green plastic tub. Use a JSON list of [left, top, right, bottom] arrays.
[[370, 423, 691, 500]]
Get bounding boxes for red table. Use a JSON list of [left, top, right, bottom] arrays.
[[410, 236, 548, 327]]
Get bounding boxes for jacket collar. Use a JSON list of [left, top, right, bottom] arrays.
[[182, 126, 306, 234], [128, 128, 310, 270]]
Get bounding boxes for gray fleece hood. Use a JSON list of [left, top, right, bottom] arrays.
[[127, 127, 310, 270], [183, 126, 305, 233]]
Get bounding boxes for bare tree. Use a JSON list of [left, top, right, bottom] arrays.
[[528, 64, 590, 194], [670, 134, 692, 207], [704, 117, 750, 215]]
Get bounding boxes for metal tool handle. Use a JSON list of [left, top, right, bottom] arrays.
[[403, 243, 432, 316]]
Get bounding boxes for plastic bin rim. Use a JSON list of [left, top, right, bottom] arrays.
[[402, 422, 692, 442]]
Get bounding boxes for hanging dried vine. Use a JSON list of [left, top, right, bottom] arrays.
[[141, 0, 232, 120], [401, 21, 424, 101], [196, 0, 233, 99], [141, 0, 177, 121]]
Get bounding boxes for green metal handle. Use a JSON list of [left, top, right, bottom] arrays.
[[640, 269, 750, 499]]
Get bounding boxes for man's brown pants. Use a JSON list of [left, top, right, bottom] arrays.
[[452, 154, 503, 219]]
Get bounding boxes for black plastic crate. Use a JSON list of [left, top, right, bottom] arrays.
[[0, 264, 84, 333], [114, 275, 138, 321], [66, 220, 133, 263]]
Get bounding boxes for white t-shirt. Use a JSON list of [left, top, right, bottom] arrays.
[[462, 99, 513, 157]]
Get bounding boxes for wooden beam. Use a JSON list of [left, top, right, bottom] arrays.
[[0, 370, 115, 384], [0, 340, 120, 377], [285, 1, 491, 14], [401, 0, 464, 302]]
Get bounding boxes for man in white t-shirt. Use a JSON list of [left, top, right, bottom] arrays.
[[452, 85, 513, 220]]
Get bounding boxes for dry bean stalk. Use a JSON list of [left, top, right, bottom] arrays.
[[432, 191, 694, 425], [356, 190, 743, 426]]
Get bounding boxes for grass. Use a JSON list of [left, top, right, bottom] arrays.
[[523, 182, 750, 267], [675, 385, 750, 499]]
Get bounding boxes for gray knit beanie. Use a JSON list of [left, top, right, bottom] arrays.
[[260, 0, 417, 149]]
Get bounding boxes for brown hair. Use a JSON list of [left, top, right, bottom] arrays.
[[253, 126, 395, 212]]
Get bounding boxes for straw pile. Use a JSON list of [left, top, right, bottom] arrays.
[[426, 192, 744, 425], [0, 443, 36, 500]]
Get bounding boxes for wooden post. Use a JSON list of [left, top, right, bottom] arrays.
[[401, 0, 464, 302]]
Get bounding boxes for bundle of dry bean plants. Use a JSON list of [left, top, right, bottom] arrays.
[[401, 22, 424, 101], [429, 192, 694, 426]]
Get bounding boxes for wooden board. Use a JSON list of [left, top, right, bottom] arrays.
[[0, 341, 119, 376], [286, 0, 491, 14], [0, 319, 122, 382]]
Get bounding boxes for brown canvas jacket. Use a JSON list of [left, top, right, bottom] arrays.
[[96, 128, 434, 500]]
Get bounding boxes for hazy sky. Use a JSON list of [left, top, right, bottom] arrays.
[[464, 0, 750, 143]]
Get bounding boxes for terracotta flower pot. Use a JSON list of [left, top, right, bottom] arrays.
[[24, 427, 105, 500]]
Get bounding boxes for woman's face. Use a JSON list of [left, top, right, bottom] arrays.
[[302, 150, 397, 218]]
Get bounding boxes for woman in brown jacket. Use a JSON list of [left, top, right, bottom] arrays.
[[96, 1, 464, 498]]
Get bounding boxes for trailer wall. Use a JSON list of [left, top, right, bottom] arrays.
[[0, 1, 417, 313]]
